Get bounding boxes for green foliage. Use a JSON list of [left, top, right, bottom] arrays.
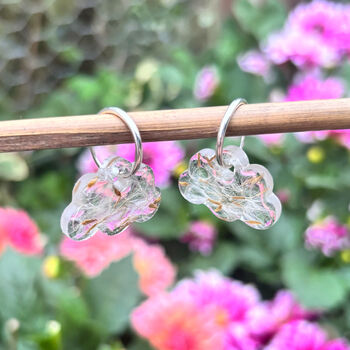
[[134, 187, 189, 238], [282, 251, 348, 309], [0, 250, 42, 324], [83, 256, 141, 335], [234, 0, 287, 40], [179, 242, 239, 277], [0, 154, 29, 182]]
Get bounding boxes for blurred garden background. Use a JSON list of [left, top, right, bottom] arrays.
[[1, 0, 350, 349]]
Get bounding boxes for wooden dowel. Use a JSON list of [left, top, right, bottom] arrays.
[[1, 98, 350, 152]]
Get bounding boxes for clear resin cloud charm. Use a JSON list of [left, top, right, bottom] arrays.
[[178, 145, 281, 229], [61, 156, 161, 241]]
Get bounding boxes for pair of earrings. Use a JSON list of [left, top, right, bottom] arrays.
[[61, 99, 282, 241]]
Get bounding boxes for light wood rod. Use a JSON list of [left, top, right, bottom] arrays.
[[0, 98, 350, 152]]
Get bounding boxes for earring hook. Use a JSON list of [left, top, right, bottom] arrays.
[[216, 98, 247, 167], [90, 107, 143, 176]]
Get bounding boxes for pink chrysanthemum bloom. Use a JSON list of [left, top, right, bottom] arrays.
[[77, 145, 116, 174], [131, 292, 226, 350], [285, 75, 344, 102], [287, 0, 350, 54], [258, 73, 344, 147], [305, 216, 350, 256], [60, 229, 133, 277], [284, 74, 345, 144], [330, 130, 350, 150], [77, 141, 184, 188], [237, 50, 270, 78], [226, 323, 259, 350], [0, 208, 43, 255], [60, 229, 176, 296], [264, 0, 350, 68], [258, 133, 285, 147], [194, 66, 219, 101], [323, 340, 350, 350], [276, 189, 290, 204], [175, 270, 260, 327], [288, 0, 340, 38], [116, 141, 184, 187], [248, 290, 316, 340], [181, 221, 217, 255], [265, 321, 350, 350], [264, 29, 339, 68], [330, 9, 350, 54], [132, 238, 176, 296], [175, 270, 260, 348], [0, 222, 7, 255]]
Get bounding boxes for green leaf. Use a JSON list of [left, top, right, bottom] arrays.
[[304, 174, 340, 190], [337, 267, 350, 290], [179, 242, 239, 277], [67, 76, 101, 102], [267, 213, 304, 252], [243, 137, 275, 163], [0, 153, 29, 181], [135, 187, 189, 238], [214, 22, 242, 65], [236, 246, 272, 269], [0, 249, 41, 321], [128, 339, 153, 350], [234, 0, 287, 40], [83, 256, 141, 335], [282, 251, 347, 309]]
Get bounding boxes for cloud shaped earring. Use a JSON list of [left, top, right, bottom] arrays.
[[61, 107, 161, 241], [178, 99, 281, 230]]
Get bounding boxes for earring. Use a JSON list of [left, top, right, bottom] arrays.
[[178, 99, 281, 230], [61, 107, 161, 241]]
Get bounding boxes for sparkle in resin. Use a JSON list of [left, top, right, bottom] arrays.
[[179, 146, 281, 229], [61, 156, 161, 241]]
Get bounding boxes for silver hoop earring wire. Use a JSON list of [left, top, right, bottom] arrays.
[[89, 107, 143, 176], [216, 98, 247, 168]]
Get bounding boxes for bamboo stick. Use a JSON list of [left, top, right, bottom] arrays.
[[0, 98, 350, 152]]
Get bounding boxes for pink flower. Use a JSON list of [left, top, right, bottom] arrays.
[[284, 74, 345, 145], [305, 216, 350, 256], [77, 145, 115, 174], [194, 66, 219, 101], [77, 141, 184, 188], [175, 270, 260, 327], [295, 130, 331, 143], [132, 239, 176, 296], [258, 133, 285, 147], [327, 130, 350, 150], [258, 73, 343, 146], [0, 223, 6, 255], [174, 270, 260, 348], [60, 229, 176, 296], [131, 269, 347, 350], [116, 141, 184, 187], [237, 50, 270, 78], [248, 290, 316, 340], [131, 292, 226, 350], [285, 75, 344, 102], [276, 189, 290, 204], [265, 321, 350, 350], [288, 0, 350, 54], [60, 229, 132, 277], [264, 29, 339, 68], [0, 208, 43, 255], [264, 0, 350, 68], [181, 221, 217, 255], [323, 340, 350, 350], [227, 324, 259, 350]]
